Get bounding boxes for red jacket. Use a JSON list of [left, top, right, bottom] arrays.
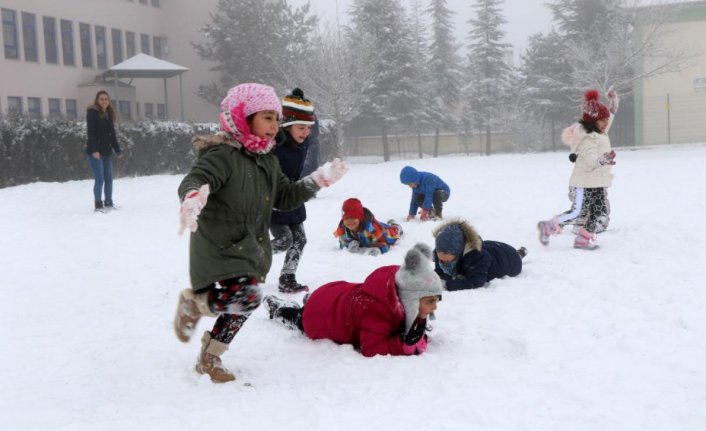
[[302, 265, 411, 357]]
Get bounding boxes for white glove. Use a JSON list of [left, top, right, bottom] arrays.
[[365, 247, 381, 256], [178, 184, 210, 235], [310, 158, 348, 188], [347, 240, 361, 253]]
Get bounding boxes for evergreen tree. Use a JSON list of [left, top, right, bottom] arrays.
[[347, 0, 419, 161], [193, 0, 317, 104], [519, 31, 576, 150], [464, 0, 512, 155], [426, 0, 463, 127]]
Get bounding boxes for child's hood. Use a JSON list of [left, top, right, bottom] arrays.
[[432, 218, 482, 253], [561, 123, 585, 152], [400, 166, 420, 184]]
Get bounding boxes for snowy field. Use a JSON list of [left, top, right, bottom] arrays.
[[2, 144, 705, 431]]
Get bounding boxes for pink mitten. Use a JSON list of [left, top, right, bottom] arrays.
[[401, 334, 428, 355], [598, 150, 616, 166], [606, 87, 620, 114], [178, 184, 210, 235]]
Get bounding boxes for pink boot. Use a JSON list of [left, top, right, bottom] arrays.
[[537, 217, 562, 245], [574, 227, 599, 250]]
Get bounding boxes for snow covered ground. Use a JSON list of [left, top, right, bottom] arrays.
[[2, 144, 705, 431]]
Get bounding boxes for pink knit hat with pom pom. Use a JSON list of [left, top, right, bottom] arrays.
[[218, 83, 282, 154], [581, 90, 610, 123]]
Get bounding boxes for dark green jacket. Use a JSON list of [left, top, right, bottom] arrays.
[[179, 133, 319, 290]]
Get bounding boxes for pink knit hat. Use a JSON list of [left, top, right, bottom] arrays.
[[218, 83, 282, 154]]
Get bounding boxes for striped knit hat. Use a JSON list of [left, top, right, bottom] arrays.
[[281, 88, 315, 128]]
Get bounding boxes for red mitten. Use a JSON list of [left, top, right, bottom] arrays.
[[420, 208, 430, 221]]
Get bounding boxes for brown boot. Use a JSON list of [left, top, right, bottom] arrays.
[[174, 289, 215, 343], [195, 331, 236, 383]]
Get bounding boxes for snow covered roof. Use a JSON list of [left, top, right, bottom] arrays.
[[101, 53, 189, 79]]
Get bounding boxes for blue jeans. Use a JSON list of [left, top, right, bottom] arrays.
[[87, 154, 113, 203]]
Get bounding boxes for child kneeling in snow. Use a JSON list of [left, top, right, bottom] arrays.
[[334, 198, 402, 256], [264, 243, 443, 357], [433, 219, 526, 291]]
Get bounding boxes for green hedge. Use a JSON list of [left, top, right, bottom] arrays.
[[0, 116, 335, 189], [0, 116, 216, 188]]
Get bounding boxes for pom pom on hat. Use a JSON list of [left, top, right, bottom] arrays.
[[395, 243, 444, 333], [582, 89, 610, 123], [342, 198, 364, 220], [281, 87, 316, 128]]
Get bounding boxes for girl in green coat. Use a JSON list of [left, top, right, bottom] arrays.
[[173, 83, 347, 383]]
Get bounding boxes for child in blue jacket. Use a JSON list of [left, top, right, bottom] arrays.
[[399, 166, 450, 221]]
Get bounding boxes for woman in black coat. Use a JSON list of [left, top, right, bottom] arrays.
[[86, 90, 122, 212], [270, 88, 316, 293], [432, 219, 527, 291]]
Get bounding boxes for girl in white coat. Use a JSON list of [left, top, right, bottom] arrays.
[[537, 89, 618, 250]]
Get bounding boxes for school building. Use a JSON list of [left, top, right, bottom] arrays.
[[0, 0, 221, 122]]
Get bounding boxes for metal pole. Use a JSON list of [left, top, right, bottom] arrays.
[[179, 74, 184, 122], [113, 71, 119, 119], [667, 93, 671, 145], [163, 77, 169, 120]]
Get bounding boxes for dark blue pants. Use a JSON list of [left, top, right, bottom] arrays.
[[87, 155, 113, 203]]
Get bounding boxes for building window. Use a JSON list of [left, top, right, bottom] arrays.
[[140, 33, 150, 55], [27, 97, 41, 119], [2, 9, 19, 59], [95, 26, 107, 69], [144, 102, 154, 118], [151, 0, 160, 7], [65, 99, 77, 119], [48, 98, 61, 117], [153, 36, 162, 58], [135, 102, 141, 118], [7, 96, 22, 115], [118, 100, 131, 120], [60, 19, 74, 66], [125, 31, 135, 58], [111, 28, 123, 64], [79, 22, 92, 67], [157, 103, 165, 120], [22, 12, 38, 62], [43, 16, 58, 64]]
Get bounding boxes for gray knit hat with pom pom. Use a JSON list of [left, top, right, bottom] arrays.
[[395, 243, 444, 333]]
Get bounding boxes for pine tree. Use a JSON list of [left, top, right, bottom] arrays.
[[347, 0, 419, 161], [465, 0, 512, 156], [519, 31, 576, 151], [193, 0, 317, 104]]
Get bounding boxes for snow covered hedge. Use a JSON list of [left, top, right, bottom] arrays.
[[0, 117, 218, 188]]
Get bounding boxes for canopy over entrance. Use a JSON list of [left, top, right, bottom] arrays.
[[100, 53, 189, 120]]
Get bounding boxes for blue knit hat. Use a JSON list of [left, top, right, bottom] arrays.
[[435, 224, 465, 257]]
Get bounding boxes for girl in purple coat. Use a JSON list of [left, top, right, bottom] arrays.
[[263, 243, 443, 357]]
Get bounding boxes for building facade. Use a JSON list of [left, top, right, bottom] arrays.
[[634, 1, 706, 146], [0, 0, 221, 122]]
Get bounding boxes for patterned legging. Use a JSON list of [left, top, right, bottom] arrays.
[[270, 223, 307, 276], [203, 277, 263, 344], [581, 188, 609, 234]]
